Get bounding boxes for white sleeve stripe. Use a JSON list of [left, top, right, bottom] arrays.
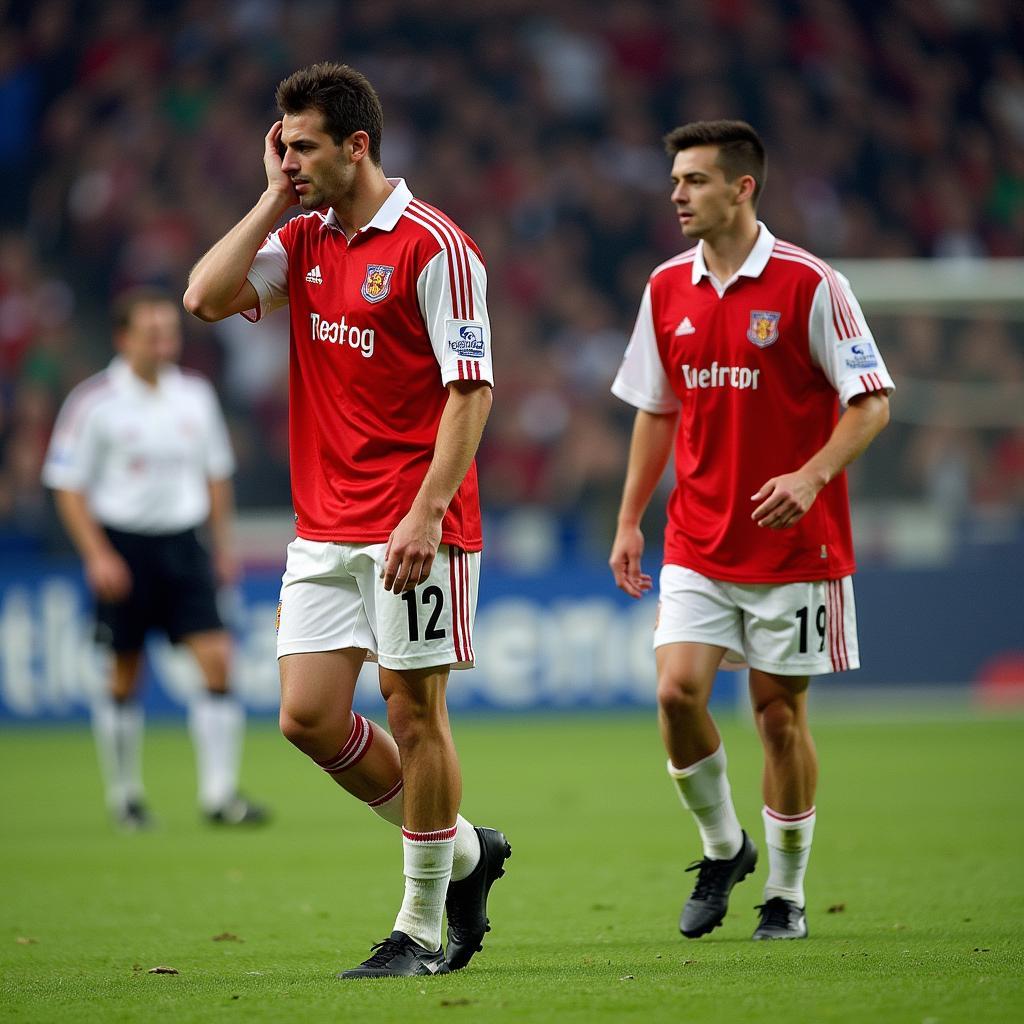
[[773, 245, 863, 340], [772, 250, 858, 339], [410, 200, 474, 319], [774, 242, 860, 335], [403, 210, 466, 319], [407, 200, 474, 319], [770, 247, 860, 339], [407, 201, 471, 319]]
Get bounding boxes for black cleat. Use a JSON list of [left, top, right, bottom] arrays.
[[338, 930, 450, 978], [752, 897, 808, 940], [679, 830, 757, 938], [445, 826, 511, 970], [205, 794, 269, 826], [117, 800, 153, 831]]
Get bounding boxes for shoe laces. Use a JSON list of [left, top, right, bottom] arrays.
[[755, 897, 793, 929], [685, 856, 735, 900], [360, 935, 409, 969]]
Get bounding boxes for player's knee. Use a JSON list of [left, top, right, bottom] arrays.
[[656, 675, 706, 720], [279, 705, 328, 752], [756, 697, 799, 750], [385, 692, 438, 749]]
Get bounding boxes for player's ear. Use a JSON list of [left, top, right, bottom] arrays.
[[348, 130, 371, 163], [734, 174, 757, 205]]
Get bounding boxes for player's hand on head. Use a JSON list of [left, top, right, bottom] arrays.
[[751, 471, 821, 530], [264, 121, 297, 204], [609, 525, 653, 600], [382, 512, 442, 593]]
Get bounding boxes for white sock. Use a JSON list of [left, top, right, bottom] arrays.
[[451, 816, 482, 881], [188, 691, 244, 812], [91, 697, 144, 813], [368, 782, 481, 882], [667, 744, 743, 860], [393, 826, 456, 950], [762, 805, 815, 906]]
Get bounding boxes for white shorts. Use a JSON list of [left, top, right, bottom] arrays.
[[654, 565, 859, 676], [276, 538, 480, 670]]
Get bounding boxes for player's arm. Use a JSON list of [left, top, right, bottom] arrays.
[[183, 122, 296, 322], [52, 489, 132, 601], [751, 391, 890, 529], [207, 477, 239, 587], [381, 380, 492, 594], [609, 409, 678, 599]]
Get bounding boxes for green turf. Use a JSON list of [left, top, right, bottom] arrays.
[[2, 713, 1023, 1023]]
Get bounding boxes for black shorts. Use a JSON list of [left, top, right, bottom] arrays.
[[95, 527, 223, 652]]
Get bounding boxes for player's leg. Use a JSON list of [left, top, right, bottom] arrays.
[[657, 641, 757, 937], [736, 576, 857, 939], [654, 566, 758, 937], [180, 627, 264, 823], [748, 668, 815, 939], [657, 641, 740, 853], [278, 648, 403, 801], [90, 529, 152, 828], [377, 664, 459, 959], [338, 544, 507, 978], [91, 646, 149, 828], [166, 529, 265, 823], [274, 537, 405, 803]]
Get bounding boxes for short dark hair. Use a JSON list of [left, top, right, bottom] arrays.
[[112, 286, 177, 332], [276, 62, 384, 165], [663, 120, 766, 204]]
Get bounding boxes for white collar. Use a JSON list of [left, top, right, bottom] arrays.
[[109, 356, 179, 393], [691, 221, 776, 289], [324, 177, 413, 235]]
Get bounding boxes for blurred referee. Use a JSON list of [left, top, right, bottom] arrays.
[[42, 287, 267, 829]]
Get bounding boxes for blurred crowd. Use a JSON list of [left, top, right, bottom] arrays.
[[1, 0, 1023, 558]]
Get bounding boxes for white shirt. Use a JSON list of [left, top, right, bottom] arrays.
[[42, 357, 235, 534]]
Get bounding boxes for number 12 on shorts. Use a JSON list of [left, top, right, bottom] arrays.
[[402, 586, 446, 642], [795, 604, 826, 654]]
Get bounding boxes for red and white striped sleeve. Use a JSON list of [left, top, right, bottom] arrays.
[[410, 210, 493, 387], [807, 271, 894, 405]]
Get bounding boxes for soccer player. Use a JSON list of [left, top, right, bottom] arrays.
[[42, 288, 267, 829], [183, 62, 509, 978], [609, 121, 892, 940]]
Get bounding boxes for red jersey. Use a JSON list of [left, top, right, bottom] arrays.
[[243, 179, 492, 550], [612, 224, 893, 584]]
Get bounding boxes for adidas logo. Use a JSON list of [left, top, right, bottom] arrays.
[[305, 265, 323, 285], [675, 316, 695, 336]]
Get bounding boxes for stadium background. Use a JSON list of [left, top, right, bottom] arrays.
[[0, 0, 1022, 715], [2, 5, 1023, 1023]]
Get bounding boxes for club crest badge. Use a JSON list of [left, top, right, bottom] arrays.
[[747, 310, 781, 348], [361, 264, 395, 303]]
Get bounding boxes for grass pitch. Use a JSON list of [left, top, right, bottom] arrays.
[[2, 712, 1023, 1023]]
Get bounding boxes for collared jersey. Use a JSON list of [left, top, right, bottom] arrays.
[[612, 223, 894, 584], [244, 178, 492, 550], [42, 357, 235, 534]]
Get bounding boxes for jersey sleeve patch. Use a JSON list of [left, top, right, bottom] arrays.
[[446, 319, 486, 358], [836, 339, 878, 370]]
